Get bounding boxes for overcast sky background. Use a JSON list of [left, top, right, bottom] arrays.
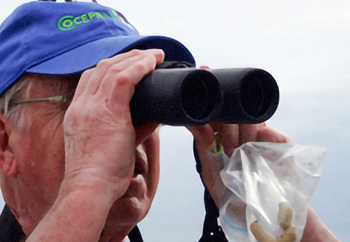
[[1, 1, 349, 241]]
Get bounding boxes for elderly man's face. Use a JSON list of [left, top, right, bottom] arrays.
[[4, 74, 160, 233]]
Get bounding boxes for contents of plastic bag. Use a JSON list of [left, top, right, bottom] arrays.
[[207, 142, 325, 242]]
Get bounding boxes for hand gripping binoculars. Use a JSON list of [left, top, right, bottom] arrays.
[[130, 62, 279, 125]]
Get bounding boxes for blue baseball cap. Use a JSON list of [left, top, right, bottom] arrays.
[[0, 1, 195, 95]]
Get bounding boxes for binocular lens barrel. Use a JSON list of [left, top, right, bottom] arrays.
[[180, 70, 221, 121], [130, 69, 222, 125], [211, 68, 279, 124], [130, 67, 279, 125]]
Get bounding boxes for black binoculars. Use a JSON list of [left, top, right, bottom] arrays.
[[130, 62, 279, 125]]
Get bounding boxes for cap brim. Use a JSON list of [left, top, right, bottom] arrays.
[[26, 35, 195, 75]]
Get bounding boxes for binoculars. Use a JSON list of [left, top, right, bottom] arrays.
[[130, 63, 279, 125]]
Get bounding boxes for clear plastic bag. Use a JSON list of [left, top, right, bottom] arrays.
[[208, 142, 325, 242]]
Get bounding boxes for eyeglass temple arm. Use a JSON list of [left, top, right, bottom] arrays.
[[11, 93, 73, 104]]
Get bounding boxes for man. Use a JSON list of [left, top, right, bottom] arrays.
[[0, 1, 340, 241]]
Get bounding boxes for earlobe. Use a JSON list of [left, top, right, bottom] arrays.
[[0, 114, 19, 177]]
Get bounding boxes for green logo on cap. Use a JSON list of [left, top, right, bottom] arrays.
[[57, 10, 131, 31]]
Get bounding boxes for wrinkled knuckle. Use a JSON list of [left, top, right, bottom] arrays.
[[129, 49, 144, 56], [115, 72, 131, 87], [96, 58, 112, 70], [81, 68, 93, 79], [64, 105, 82, 121], [65, 104, 98, 128], [146, 54, 158, 64], [108, 64, 123, 75], [134, 61, 149, 73]]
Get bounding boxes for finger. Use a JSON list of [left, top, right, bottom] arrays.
[[187, 124, 226, 176], [77, 50, 148, 98], [200, 65, 210, 69], [72, 50, 142, 101], [257, 127, 293, 144], [186, 125, 216, 180], [77, 49, 164, 99], [211, 122, 240, 157], [100, 49, 164, 94], [188, 124, 229, 208], [238, 123, 266, 145], [187, 124, 215, 150], [73, 68, 94, 100], [104, 51, 164, 113]]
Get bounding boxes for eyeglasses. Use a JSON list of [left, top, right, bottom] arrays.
[[10, 93, 74, 105]]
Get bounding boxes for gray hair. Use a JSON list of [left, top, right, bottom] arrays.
[[1, 74, 79, 129], [0, 76, 34, 128]]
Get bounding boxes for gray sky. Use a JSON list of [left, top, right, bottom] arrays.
[[1, 1, 349, 241]]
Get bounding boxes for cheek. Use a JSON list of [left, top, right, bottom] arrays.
[[41, 126, 66, 195], [42, 143, 65, 192], [17, 122, 66, 202]]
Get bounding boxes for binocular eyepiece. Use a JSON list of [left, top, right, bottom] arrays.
[[130, 62, 279, 125]]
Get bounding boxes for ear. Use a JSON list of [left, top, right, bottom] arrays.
[[0, 114, 18, 177]]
